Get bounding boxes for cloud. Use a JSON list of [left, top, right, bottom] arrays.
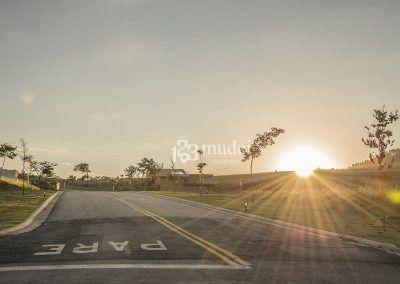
[[30, 147, 70, 155], [19, 92, 35, 104], [91, 112, 123, 122], [93, 40, 155, 67]]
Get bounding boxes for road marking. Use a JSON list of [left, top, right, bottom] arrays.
[[140, 240, 167, 251], [34, 244, 65, 256], [73, 242, 99, 254], [33, 240, 168, 255], [109, 241, 130, 252], [107, 195, 251, 267], [0, 264, 252, 272]]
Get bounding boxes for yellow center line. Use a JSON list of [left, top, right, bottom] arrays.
[[107, 194, 251, 267]]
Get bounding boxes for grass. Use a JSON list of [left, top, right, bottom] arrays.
[[0, 180, 55, 231], [151, 171, 400, 247]]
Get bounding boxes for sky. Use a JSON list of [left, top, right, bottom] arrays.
[[1, 0, 399, 177]]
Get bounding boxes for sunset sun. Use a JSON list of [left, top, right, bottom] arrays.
[[277, 147, 334, 177]]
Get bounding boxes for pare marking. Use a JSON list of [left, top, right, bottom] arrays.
[[34, 240, 167, 256]]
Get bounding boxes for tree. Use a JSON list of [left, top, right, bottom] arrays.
[[137, 158, 161, 186], [67, 175, 77, 181], [362, 106, 399, 229], [19, 138, 31, 194], [0, 143, 17, 179], [124, 165, 139, 179], [73, 163, 91, 180], [26, 158, 39, 189], [197, 149, 207, 194], [40, 161, 57, 178], [362, 106, 399, 170], [28, 159, 40, 177], [241, 127, 285, 177], [240, 127, 285, 199]]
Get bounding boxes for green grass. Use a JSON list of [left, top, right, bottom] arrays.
[[151, 172, 400, 247], [0, 181, 55, 231]]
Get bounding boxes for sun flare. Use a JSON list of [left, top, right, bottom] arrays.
[[277, 147, 334, 177]]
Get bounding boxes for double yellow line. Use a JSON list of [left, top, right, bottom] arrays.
[[108, 194, 250, 267]]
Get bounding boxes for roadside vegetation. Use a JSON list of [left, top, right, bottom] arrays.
[[0, 138, 59, 231], [0, 180, 55, 231]]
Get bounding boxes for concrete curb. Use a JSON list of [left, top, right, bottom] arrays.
[[0, 191, 63, 237], [146, 192, 400, 257]]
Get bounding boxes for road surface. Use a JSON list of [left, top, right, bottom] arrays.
[[0, 190, 399, 283]]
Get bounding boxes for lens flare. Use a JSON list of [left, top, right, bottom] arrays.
[[277, 146, 334, 177]]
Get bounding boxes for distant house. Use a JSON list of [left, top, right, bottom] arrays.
[[0, 169, 20, 179], [155, 169, 188, 187], [155, 168, 217, 190], [182, 174, 217, 186], [157, 169, 188, 178]]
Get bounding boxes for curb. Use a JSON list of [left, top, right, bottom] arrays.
[[146, 192, 400, 257], [0, 191, 64, 237]]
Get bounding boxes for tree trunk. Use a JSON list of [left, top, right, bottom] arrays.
[[29, 171, 32, 190], [22, 163, 25, 195], [250, 157, 253, 176], [0, 157, 5, 180], [250, 157, 254, 203], [250, 157, 254, 188]]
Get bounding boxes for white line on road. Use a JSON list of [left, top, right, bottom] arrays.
[[0, 264, 252, 272]]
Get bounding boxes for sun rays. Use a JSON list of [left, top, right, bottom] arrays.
[[277, 147, 334, 177]]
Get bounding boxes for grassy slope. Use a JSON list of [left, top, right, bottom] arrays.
[[0, 177, 41, 190], [152, 171, 400, 247], [0, 181, 55, 231]]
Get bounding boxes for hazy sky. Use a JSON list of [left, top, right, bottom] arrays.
[[1, 0, 399, 177]]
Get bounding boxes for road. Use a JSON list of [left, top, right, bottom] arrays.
[[0, 190, 399, 283]]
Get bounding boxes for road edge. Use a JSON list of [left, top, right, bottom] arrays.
[[0, 191, 64, 237], [145, 192, 400, 256]]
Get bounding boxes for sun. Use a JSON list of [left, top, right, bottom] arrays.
[[277, 146, 334, 177]]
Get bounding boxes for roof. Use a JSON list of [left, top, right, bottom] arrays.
[[157, 169, 187, 177]]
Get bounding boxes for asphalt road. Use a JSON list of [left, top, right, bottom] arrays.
[[0, 190, 399, 283]]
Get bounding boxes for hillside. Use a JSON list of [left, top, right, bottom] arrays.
[[349, 149, 400, 170]]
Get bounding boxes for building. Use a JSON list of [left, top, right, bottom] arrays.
[[155, 168, 217, 191], [0, 169, 20, 179], [155, 169, 188, 188]]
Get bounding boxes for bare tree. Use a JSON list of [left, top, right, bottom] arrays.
[[0, 143, 17, 180], [28, 159, 40, 177], [170, 155, 175, 170], [362, 106, 399, 170], [26, 156, 37, 189], [19, 138, 31, 194], [197, 149, 207, 194]]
